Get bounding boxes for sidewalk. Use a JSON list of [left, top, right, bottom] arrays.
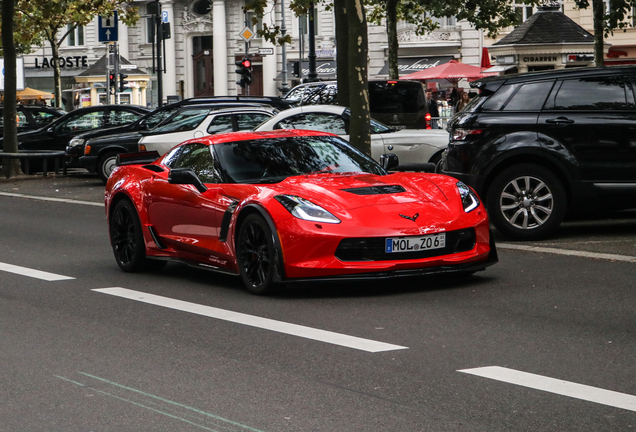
[[0, 170, 105, 204]]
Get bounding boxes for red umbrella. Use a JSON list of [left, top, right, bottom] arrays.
[[400, 60, 497, 82]]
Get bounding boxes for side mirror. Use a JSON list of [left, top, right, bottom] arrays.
[[168, 168, 207, 193], [380, 153, 399, 171]]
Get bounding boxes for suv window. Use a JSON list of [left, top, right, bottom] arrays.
[[481, 84, 519, 111], [504, 81, 555, 111], [550, 76, 632, 110]]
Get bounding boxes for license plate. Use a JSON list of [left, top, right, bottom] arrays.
[[385, 233, 446, 253]]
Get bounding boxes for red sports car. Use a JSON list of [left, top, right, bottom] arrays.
[[105, 129, 497, 294]]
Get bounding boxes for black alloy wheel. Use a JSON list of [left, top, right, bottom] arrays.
[[98, 151, 120, 184], [110, 199, 151, 272], [237, 214, 278, 295], [487, 163, 567, 240]]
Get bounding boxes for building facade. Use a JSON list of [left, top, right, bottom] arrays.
[[19, 0, 485, 110]]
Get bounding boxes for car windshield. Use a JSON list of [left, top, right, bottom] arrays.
[[151, 112, 209, 133], [213, 135, 386, 183]]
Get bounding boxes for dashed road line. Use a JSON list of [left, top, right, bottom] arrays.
[[93, 287, 409, 353], [498, 243, 636, 263], [459, 366, 636, 412], [0, 262, 74, 281], [0, 191, 102, 207]]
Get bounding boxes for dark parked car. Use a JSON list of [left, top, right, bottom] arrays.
[[443, 65, 636, 240], [67, 101, 278, 183], [0, 104, 64, 137], [283, 80, 429, 129]]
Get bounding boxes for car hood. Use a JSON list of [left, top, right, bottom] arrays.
[[271, 172, 449, 210]]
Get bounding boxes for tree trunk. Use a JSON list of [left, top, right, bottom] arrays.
[[50, 38, 64, 108], [593, 0, 604, 67], [386, 0, 399, 79], [334, 0, 349, 107], [345, 0, 370, 155], [2, 0, 22, 178]]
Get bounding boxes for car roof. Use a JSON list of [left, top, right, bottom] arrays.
[[185, 128, 335, 146], [273, 104, 345, 116], [472, 65, 636, 89]]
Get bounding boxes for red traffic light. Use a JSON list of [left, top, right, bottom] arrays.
[[242, 59, 251, 68]]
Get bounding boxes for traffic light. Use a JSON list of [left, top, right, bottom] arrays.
[[119, 73, 129, 92], [235, 57, 252, 88], [108, 73, 116, 92]]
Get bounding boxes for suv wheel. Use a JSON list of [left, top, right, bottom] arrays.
[[487, 164, 567, 240]]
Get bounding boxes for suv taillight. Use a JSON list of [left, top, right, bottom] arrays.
[[452, 128, 483, 141]]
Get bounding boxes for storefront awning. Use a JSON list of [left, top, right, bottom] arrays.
[[378, 56, 454, 76]]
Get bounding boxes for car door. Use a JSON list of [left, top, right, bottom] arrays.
[[146, 144, 228, 261], [538, 74, 636, 184]]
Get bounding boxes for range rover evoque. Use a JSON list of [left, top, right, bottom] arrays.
[[443, 66, 636, 240]]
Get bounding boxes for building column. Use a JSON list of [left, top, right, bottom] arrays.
[[213, 0, 229, 95], [118, 20, 129, 60], [161, 0, 177, 98], [262, 0, 279, 96]]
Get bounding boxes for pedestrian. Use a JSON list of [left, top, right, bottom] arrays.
[[455, 91, 471, 112], [426, 90, 440, 129]]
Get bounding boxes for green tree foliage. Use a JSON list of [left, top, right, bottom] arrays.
[[367, 0, 541, 79], [573, 0, 636, 66], [15, 0, 139, 107]]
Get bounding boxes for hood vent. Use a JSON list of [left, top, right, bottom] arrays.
[[341, 185, 406, 195]]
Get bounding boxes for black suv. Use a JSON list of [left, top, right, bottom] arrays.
[[443, 66, 636, 240]]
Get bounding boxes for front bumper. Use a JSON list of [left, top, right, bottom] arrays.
[[285, 234, 498, 283], [79, 155, 98, 173]]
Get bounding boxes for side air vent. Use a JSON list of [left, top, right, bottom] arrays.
[[143, 165, 165, 173], [341, 185, 406, 195]]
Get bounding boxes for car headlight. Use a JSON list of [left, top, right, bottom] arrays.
[[275, 195, 341, 224], [456, 181, 480, 213], [68, 138, 85, 147]]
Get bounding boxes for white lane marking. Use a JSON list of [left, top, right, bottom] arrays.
[[0, 191, 102, 207], [498, 243, 636, 263], [459, 366, 636, 412], [0, 262, 75, 281], [93, 287, 408, 353]]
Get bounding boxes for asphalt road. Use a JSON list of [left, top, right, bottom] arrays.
[[1, 172, 635, 431]]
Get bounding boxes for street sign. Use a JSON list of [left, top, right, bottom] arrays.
[[162, 10, 169, 22], [259, 48, 274, 56], [239, 27, 255, 43], [98, 12, 118, 42], [248, 47, 259, 55], [120, 64, 138, 70]]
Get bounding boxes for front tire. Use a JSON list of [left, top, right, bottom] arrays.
[[110, 199, 152, 272], [97, 152, 120, 184], [236, 214, 279, 295], [487, 164, 567, 240]]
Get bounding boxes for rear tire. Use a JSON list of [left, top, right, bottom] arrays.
[[236, 214, 279, 295], [487, 164, 566, 240], [97, 152, 120, 184]]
